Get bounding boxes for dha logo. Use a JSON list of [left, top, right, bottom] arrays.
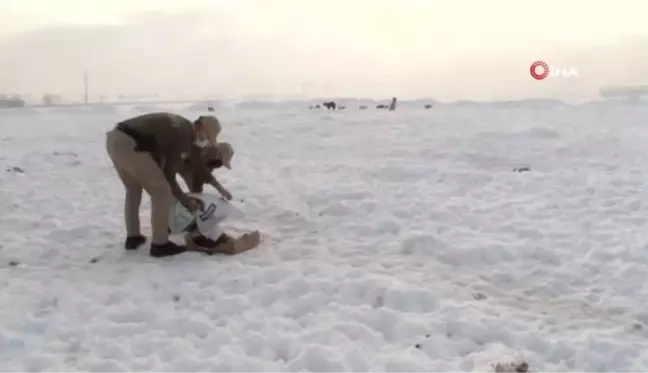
[[530, 60, 579, 80]]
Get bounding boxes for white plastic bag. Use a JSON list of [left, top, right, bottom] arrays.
[[169, 193, 243, 236]]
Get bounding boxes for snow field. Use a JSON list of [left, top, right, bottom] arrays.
[[1, 103, 648, 370]]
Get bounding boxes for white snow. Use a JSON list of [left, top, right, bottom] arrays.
[[2, 102, 648, 371]]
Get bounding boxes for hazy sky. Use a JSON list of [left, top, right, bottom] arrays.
[[1, 0, 647, 102]]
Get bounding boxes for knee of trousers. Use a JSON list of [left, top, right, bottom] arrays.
[[124, 187, 143, 196], [147, 181, 173, 203]]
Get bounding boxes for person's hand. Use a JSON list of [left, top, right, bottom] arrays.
[[185, 196, 204, 212], [220, 189, 233, 201]]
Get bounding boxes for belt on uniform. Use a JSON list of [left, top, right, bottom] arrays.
[[115, 122, 157, 152]]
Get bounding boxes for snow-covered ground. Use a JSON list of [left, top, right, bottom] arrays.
[[2, 102, 648, 371]]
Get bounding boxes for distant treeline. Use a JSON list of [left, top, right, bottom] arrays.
[[0, 95, 25, 108]]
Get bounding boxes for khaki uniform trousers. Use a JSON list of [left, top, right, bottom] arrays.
[[105, 128, 173, 245]]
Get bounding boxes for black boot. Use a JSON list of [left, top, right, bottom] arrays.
[[124, 235, 146, 250], [150, 241, 187, 258]]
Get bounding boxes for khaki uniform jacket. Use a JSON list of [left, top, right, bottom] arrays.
[[117, 112, 200, 206]]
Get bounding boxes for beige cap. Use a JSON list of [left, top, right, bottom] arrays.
[[203, 142, 234, 170], [216, 142, 234, 170], [197, 115, 222, 147]]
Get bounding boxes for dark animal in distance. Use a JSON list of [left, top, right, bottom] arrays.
[[323, 101, 337, 110]]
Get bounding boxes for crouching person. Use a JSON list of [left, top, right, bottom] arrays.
[[173, 143, 260, 254], [179, 142, 235, 198]]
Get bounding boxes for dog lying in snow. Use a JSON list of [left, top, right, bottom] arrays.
[[170, 193, 260, 255]]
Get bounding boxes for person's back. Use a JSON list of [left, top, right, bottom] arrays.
[[118, 112, 194, 165]]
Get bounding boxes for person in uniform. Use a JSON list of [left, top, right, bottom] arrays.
[[178, 142, 234, 198], [105, 113, 223, 257]]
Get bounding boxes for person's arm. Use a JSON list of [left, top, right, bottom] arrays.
[[163, 156, 195, 210], [186, 146, 210, 193], [162, 123, 198, 210], [207, 174, 232, 200]]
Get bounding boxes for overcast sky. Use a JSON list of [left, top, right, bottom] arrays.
[[1, 0, 647, 102]]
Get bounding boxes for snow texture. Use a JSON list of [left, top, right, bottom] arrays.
[[2, 102, 648, 371]]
